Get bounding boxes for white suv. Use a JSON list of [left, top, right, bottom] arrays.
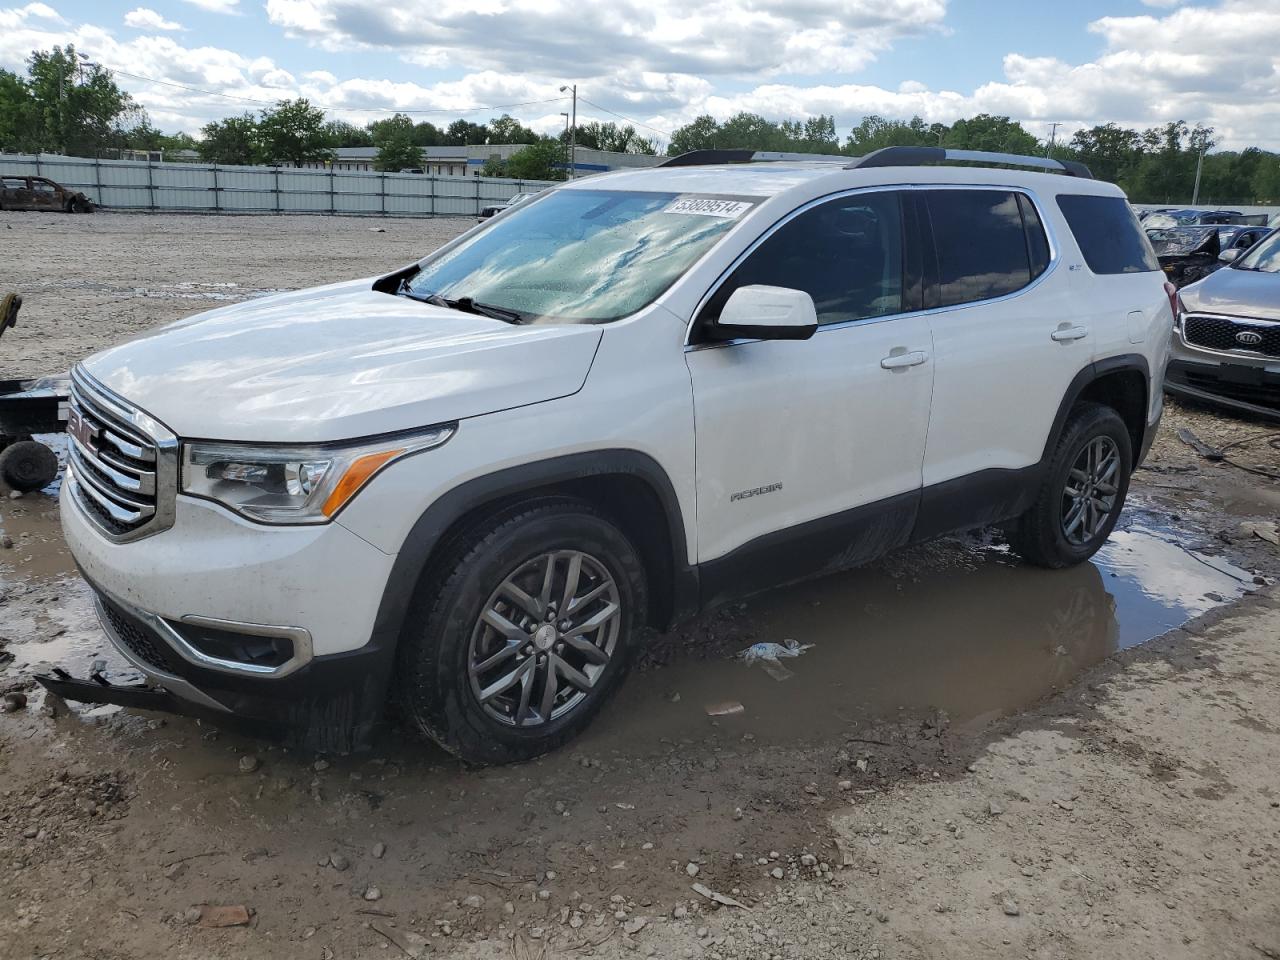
[[43, 147, 1173, 763]]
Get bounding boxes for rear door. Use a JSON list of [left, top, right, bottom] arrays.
[[685, 189, 935, 602], [918, 187, 1091, 510]]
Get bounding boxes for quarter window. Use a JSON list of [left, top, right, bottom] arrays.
[[1055, 194, 1159, 275], [926, 190, 1041, 307], [700, 191, 904, 327]]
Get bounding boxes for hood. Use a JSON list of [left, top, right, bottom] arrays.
[[1181, 266, 1280, 323], [82, 279, 603, 442]]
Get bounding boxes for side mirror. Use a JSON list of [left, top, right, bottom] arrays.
[[708, 285, 818, 341], [1219, 247, 1243, 263]]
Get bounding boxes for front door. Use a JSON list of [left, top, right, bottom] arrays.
[[685, 189, 935, 605], [30, 178, 60, 211]]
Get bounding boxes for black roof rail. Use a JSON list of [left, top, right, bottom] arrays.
[[845, 146, 1093, 179], [659, 149, 847, 167]]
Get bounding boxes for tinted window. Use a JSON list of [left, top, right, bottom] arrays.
[[700, 191, 903, 326], [1018, 194, 1050, 280], [1056, 194, 1159, 274], [926, 190, 1032, 307]]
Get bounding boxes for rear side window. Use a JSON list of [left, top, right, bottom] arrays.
[[925, 190, 1041, 307], [1056, 194, 1159, 274]]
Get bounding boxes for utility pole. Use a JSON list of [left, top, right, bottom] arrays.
[[1046, 122, 1062, 156], [559, 84, 577, 178], [1192, 145, 1206, 205]]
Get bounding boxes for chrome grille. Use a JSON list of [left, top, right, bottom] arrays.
[[66, 367, 177, 541]]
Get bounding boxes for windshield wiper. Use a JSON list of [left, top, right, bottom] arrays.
[[452, 296, 527, 325], [396, 280, 526, 324]]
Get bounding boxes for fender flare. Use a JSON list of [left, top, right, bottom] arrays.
[[366, 449, 696, 654], [1041, 353, 1152, 464]]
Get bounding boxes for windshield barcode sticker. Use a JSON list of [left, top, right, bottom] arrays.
[[664, 197, 754, 219]]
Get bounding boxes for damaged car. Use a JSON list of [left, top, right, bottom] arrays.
[[0, 175, 95, 213], [1146, 224, 1268, 288]]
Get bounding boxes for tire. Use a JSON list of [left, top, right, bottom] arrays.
[[397, 498, 648, 764], [1008, 402, 1133, 569], [0, 440, 60, 492]]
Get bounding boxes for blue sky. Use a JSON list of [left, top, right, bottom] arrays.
[[3, 0, 1277, 149]]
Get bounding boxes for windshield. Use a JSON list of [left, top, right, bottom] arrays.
[[404, 189, 757, 323], [1234, 229, 1280, 273]]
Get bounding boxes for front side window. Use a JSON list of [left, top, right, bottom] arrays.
[[1233, 228, 1280, 273], [926, 190, 1039, 307], [699, 191, 904, 326], [403, 189, 758, 324], [31, 180, 55, 195]]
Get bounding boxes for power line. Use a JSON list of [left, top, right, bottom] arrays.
[[576, 96, 672, 139], [108, 67, 569, 116]]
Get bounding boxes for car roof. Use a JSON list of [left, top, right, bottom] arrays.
[[563, 161, 1126, 201]]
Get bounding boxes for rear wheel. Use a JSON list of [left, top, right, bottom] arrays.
[[1009, 402, 1133, 568], [397, 499, 647, 764]]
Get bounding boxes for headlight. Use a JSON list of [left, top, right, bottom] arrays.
[[181, 424, 455, 524]]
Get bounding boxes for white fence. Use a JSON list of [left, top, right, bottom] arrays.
[[0, 153, 555, 217]]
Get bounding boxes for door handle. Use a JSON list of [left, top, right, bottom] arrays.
[[1051, 325, 1089, 342], [880, 350, 928, 370]]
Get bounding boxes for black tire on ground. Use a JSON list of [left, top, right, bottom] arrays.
[[1008, 402, 1133, 569], [397, 498, 648, 764], [0, 439, 60, 492]]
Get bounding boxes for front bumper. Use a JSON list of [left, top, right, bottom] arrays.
[[41, 574, 399, 752], [1165, 357, 1280, 421], [58, 480, 403, 751]]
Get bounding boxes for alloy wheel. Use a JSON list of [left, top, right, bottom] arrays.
[[467, 550, 622, 727], [1061, 436, 1121, 546]]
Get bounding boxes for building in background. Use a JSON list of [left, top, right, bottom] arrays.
[[309, 144, 662, 176]]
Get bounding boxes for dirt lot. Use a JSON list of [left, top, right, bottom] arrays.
[[2, 212, 1279, 960]]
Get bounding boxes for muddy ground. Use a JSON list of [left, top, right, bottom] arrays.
[[1, 212, 1279, 960]]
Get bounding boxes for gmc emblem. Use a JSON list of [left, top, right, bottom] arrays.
[[67, 407, 97, 450], [1235, 330, 1264, 347]]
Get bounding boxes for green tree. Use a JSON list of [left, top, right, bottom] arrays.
[[0, 69, 37, 151], [942, 114, 1038, 154], [1067, 123, 1141, 185], [845, 115, 947, 155], [667, 115, 721, 154], [23, 45, 137, 155], [444, 119, 489, 146], [504, 139, 567, 180], [370, 113, 423, 171], [488, 113, 540, 144], [572, 120, 656, 154], [256, 98, 334, 166], [323, 119, 372, 147], [198, 113, 259, 165], [411, 121, 443, 146]]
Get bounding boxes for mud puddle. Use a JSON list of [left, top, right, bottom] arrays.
[[584, 510, 1252, 750], [0, 489, 1256, 750]]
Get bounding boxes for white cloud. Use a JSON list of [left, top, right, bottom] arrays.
[[123, 7, 183, 31], [0, 2, 62, 29], [264, 0, 949, 78], [180, 0, 239, 13]]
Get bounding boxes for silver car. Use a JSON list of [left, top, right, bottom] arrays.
[[1167, 227, 1280, 418]]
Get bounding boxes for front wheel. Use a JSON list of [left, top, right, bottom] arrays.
[[397, 499, 647, 764], [1009, 402, 1133, 568]]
